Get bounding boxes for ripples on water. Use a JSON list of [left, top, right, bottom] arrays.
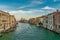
[[0, 23, 60, 40]]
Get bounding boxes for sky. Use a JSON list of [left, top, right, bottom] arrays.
[[0, 0, 60, 20]]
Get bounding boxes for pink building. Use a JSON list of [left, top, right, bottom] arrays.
[[53, 10, 60, 33]]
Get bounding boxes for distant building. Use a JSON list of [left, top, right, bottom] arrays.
[[36, 16, 44, 26], [20, 18, 28, 23], [36, 17, 40, 26], [29, 18, 36, 25]]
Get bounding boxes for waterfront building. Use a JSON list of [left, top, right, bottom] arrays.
[[47, 13, 54, 30], [2, 13, 10, 31], [0, 11, 10, 31], [36, 16, 44, 26], [28, 10, 60, 33], [43, 15, 48, 28], [53, 10, 60, 33], [43, 10, 60, 33], [43, 13, 55, 31], [29, 18, 36, 25], [9, 15, 16, 28], [39, 16, 44, 24], [36, 17, 40, 26], [0, 10, 16, 32]]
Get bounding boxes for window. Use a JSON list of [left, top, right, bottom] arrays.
[[2, 20, 7, 22], [0, 13, 1, 16], [46, 20, 48, 23], [59, 25, 60, 28], [53, 15, 55, 18], [12, 21, 13, 23], [46, 17, 48, 19], [2, 14, 6, 16], [46, 25, 48, 28], [0, 24, 2, 26]]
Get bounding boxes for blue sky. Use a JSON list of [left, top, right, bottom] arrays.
[[0, 0, 60, 20]]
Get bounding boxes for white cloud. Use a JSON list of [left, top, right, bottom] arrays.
[[41, 6, 55, 10], [30, 10, 44, 12], [19, 5, 31, 9], [9, 10, 33, 15], [9, 9, 44, 15], [5, 9, 44, 20], [19, 0, 43, 9], [4, 9, 55, 21]]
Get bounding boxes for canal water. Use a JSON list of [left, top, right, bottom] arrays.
[[0, 23, 60, 40]]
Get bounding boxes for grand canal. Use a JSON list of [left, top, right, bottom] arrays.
[[0, 23, 60, 40]]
